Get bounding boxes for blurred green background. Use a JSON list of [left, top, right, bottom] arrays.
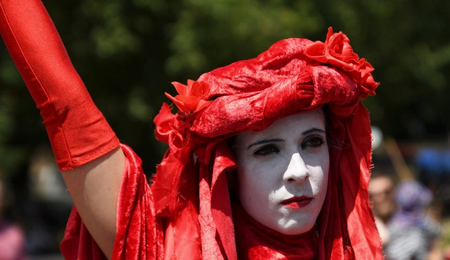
[[0, 0, 449, 256]]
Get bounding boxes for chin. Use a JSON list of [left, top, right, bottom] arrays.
[[276, 219, 316, 235]]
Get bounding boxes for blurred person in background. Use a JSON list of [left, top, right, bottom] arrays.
[[0, 0, 384, 259], [0, 176, 27, 260], [369, 170, 397, 245], [382, 179, 441, 260], [369, 171, 397, 223]]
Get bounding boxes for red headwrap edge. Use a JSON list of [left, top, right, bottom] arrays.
[[151, 27, 383, 259]]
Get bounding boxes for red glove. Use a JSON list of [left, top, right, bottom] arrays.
[[0, 0, 119, 170]]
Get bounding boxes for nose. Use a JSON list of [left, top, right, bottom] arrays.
[[283, 153, 310, 183]]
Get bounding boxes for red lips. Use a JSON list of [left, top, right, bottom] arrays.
[[281, 196, 313, 209]]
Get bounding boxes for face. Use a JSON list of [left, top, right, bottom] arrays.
[[368, 175, 395, 221], [233, 110, 329, 235]]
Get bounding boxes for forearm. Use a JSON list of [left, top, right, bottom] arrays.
[[0, 0, 119, 169]]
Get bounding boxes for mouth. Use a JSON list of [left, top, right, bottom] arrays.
[[281, 196, 313, 209]]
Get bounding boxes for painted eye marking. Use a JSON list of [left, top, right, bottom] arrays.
[[301, 136, 325, 149], [247, 127, 326, 155], [247, 138, 283, 150], [254, 145, 280, 156]]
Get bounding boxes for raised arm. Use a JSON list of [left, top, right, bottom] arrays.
[[0, 0, 124, 258]]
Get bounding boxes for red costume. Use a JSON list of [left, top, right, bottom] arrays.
[[0, 0, 383, 259]]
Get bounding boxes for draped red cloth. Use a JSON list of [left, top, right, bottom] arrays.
[[148, 28, 383, 259], [233, 201, 320, 259], [0, 0, 383, 258], [61, 144, 166, 260]]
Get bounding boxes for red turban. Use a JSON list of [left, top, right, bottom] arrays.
[[152, 27, 382, 259]]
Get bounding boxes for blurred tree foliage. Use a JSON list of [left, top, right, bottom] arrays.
[[0, 0, 449, 177]]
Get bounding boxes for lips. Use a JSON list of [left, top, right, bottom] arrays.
[[281, 196, 313, 209]]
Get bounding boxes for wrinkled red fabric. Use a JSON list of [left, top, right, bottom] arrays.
[[61, 144, 165, 260], [150, 28, 383, 259], [0, 0, 383, 259], [0, 0, 119, 170], [233, 202, 319, 259]]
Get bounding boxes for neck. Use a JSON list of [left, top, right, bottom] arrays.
[[233, 201, 318, 260]]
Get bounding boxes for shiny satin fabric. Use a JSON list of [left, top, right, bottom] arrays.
[[0, 0, 119, 170], [233, 201, 319, 259], [0, 0, 383, 258], [149, 29, 383, 259]]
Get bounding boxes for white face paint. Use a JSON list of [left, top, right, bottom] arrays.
[[234, 110, 329, 235]]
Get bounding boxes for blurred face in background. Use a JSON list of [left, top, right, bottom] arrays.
[[369, 175, 395, 222], [234, 110, 329, 235]]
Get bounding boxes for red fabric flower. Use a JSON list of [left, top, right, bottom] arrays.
[[153, 103, 184, 149], [165, 80, 212, 113], [305, 27, 378, 97], [154, 103, 176, 143]]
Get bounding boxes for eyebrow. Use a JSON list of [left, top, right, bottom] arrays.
[[302, 127, 326, 135], [247, 138, 284, 150], [246, 127, 326, 150]]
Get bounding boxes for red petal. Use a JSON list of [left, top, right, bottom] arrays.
[[171, 81, 188, 96], [304, 42, 327, 63], [165, 92, 200, 113], [154, 103, 175, 143], [194, 99, 213, 113]]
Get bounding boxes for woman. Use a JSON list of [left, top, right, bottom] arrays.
[[0, 0, 383, 259]]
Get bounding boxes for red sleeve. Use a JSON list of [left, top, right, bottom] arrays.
[[0, 0, 119, 170], [60, 144, 164, 260]]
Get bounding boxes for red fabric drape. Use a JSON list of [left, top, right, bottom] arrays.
[[149, 28, 383, 259], [0, 0, 383, 258], [61, 144, 165, 260]]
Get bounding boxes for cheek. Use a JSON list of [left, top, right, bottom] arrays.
[[309, 167, 328, 193], [237, 165, 261, 202], [236, 162, 276, 203], [309, 152, 330, 193]]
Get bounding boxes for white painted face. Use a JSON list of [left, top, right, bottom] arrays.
[[234, 109, 329, 235]]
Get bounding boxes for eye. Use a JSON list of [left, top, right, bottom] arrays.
[[254, 145, 279, 156], [301, 136, 325, 149]]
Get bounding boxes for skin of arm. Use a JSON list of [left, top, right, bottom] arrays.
[[62, 147, 125, 259], [0, 1, 127, 258]]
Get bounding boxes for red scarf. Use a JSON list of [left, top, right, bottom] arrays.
[[0, 0, 381, 258], [62, 28, 383, 260], [233, 202, 319, 260], [150, 27, 382, 259]]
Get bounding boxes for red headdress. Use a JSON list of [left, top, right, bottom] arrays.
[[152, 27, 382, 259]]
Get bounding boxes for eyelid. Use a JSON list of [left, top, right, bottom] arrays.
[[304, 133, 326, 140], [301, 135, 326, 148], [246, 129, 326, 151], [253, 144, 279, 156]]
